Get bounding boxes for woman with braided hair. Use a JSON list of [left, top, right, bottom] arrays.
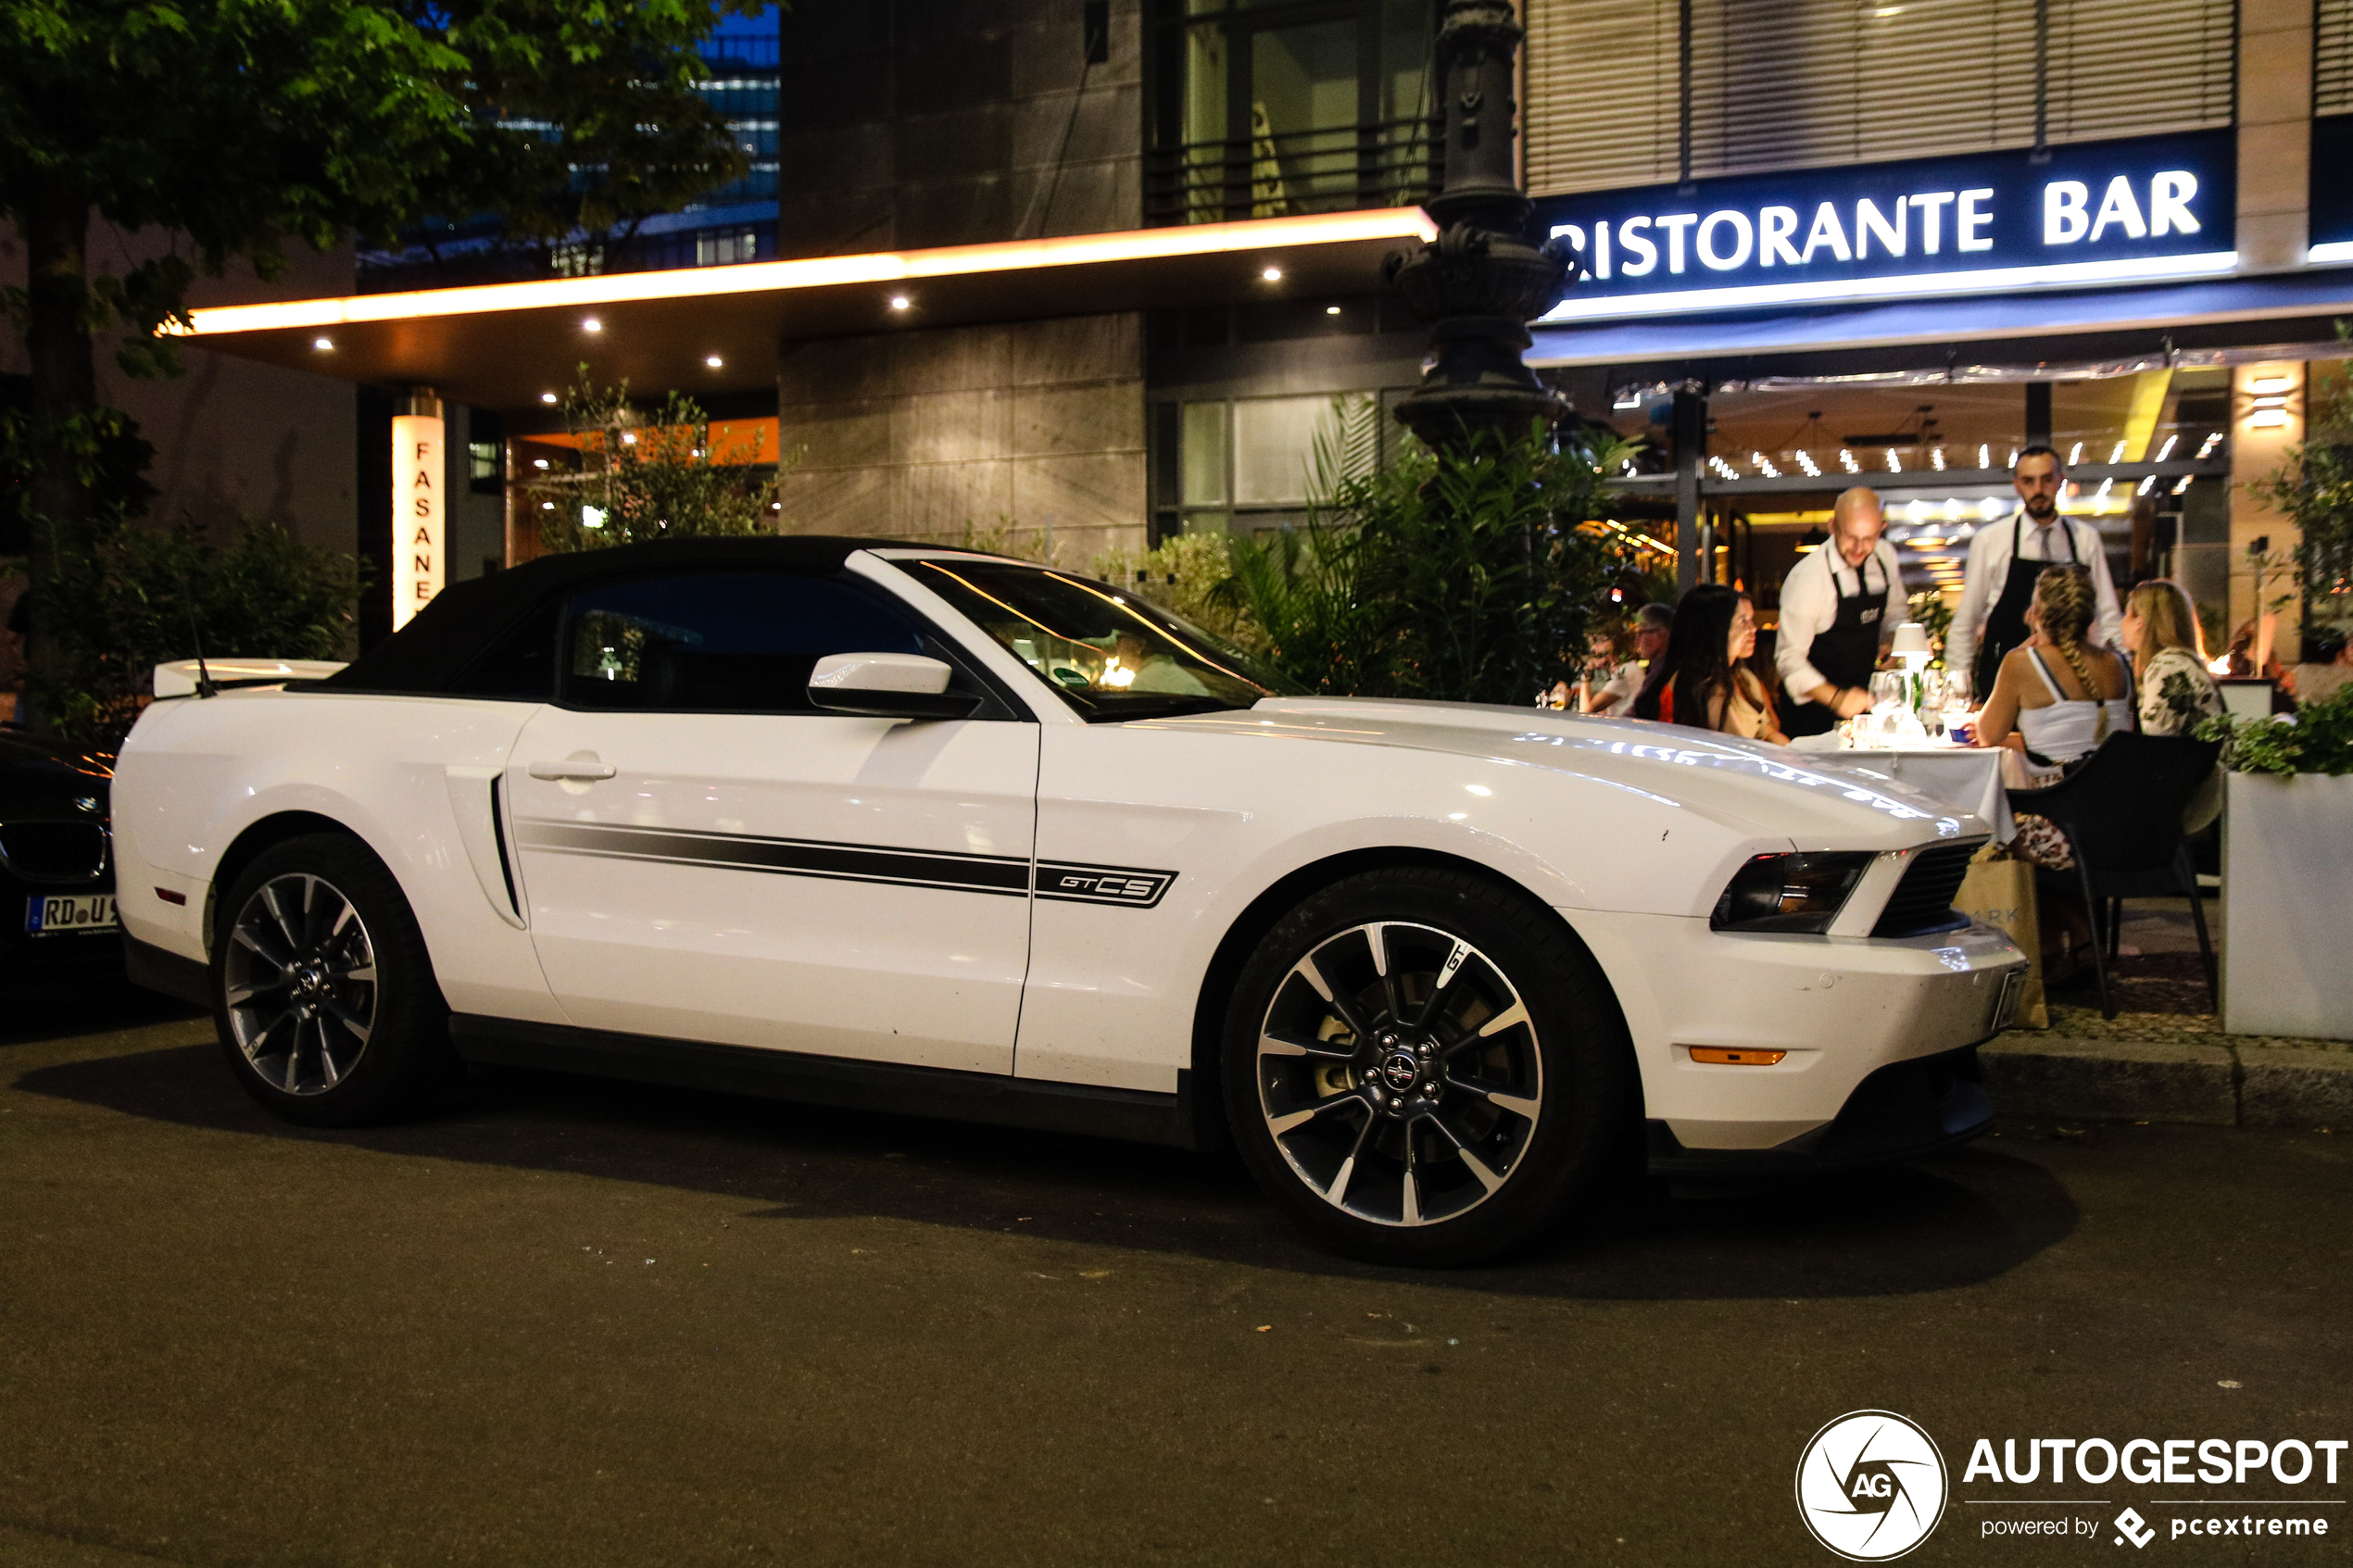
[[1975, 565, 2136, 874], [1974, 565, 2134, 765]]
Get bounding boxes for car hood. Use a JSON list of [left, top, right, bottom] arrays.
[[1149, 697, 1987, 850]]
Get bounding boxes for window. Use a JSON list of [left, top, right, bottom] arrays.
[[1147, 0, 1438, 226], [2322, 0, 2353, 116], [900, 559, 1299, 721], [696, 231, 763, 267], [558, 572, 925, 713], [1154, 394, 1385, 535], [1522, 0, 2238, 195], [550, 241, 604, 278], [451, 596, 560, 701]]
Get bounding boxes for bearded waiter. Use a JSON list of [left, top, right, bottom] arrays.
[[1776, 486, 1908, 737], [1948, 445, 2121, 697]]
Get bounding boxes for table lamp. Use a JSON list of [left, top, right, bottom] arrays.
[[1890, 621, 1931, 672]]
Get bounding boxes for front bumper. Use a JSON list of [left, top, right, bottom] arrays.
[[1645, 1044, 1993, 1174], [1567, 910, 2028, 1152]]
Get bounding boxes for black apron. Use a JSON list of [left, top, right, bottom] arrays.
[[1974, 515, 2080, 698], [1783, 550, 1889, 738]]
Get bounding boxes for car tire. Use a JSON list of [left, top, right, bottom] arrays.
[[212, 833, 452, 1127], [1222, 867, 1633, 1267]]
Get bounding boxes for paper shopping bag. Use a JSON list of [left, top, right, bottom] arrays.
[[1955, 850, 2047, 1030]]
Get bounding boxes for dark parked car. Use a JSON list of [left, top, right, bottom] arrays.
[[0, 727, 118, 978]]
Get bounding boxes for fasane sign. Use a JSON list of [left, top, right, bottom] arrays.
[[1530, 129, 2236, 321]]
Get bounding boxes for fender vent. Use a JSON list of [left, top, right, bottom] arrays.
[[1871, 840, 1983, 938], [0, 820, 109, 884]]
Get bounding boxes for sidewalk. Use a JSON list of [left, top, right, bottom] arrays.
[[1980, 900, 2353, 1128]]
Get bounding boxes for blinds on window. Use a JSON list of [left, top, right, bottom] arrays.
[[1523, 0, 2238, 197], [1522, 0, 1681, 194], [2321, 0, 2353, 115]]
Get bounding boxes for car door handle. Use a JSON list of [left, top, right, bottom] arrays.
[[528, 759, 617, 781]]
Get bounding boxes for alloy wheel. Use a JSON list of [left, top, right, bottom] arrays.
[[223, 872, 379, 1096], [1253, 921, 1543, 1227]]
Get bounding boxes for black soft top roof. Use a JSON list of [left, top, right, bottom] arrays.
[[323, 535, 914, 695]]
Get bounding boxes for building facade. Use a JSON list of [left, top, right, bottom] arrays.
[[176, 0, 2352, 664]]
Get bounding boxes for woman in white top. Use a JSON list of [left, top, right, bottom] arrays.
[[1973, 566, 2134, 767], [1973, 566, 2133, 875]]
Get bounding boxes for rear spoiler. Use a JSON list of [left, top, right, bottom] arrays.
[[153, 658, 348, 698]]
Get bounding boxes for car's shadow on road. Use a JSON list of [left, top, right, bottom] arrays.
[[15, 1026, 2080, 1302]]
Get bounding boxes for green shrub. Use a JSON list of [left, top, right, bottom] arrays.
[[1217, 420, 1636, 704], [1090, 531, 1263, 650], [2197, 682, 2353, 776], [32, 518, 362, 750]]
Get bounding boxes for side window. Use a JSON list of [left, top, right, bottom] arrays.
[[449, 596, 560, 700], [558, 571, 925, 713]]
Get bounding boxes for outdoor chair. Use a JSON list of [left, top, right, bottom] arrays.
[[2006, 732, 2222, 1021]]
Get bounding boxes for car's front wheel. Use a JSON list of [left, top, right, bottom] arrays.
[[1223, 868, 1633, 1266], [214, 834, 450, 1127]]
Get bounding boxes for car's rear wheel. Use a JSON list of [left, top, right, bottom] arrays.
[[1223, 868, 1633, 1266], [215, 834, 450, 1126]]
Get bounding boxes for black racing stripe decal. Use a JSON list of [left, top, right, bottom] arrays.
[[517, 820, 1029, 897], [514, 820, 1176, 908]]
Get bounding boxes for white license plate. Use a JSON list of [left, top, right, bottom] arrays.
[[25, 893, 117, 935]]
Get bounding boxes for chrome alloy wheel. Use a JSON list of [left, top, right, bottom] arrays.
[[223, 872, 379, 1096], [1254, 921, 1543, 1228]]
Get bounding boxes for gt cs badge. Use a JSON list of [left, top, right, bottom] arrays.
[[1035, 863, 1176, 909]]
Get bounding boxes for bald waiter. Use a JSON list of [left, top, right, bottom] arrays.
[[1775, 486, 1909, 738]]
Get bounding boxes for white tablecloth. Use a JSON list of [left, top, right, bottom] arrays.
[[1787, 739, 2016, 840]]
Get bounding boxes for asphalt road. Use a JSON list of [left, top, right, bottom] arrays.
[[3, 980, 2347, 1568]]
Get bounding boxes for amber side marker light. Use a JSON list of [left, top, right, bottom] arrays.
[[1689, 1047, 1786, 1066]]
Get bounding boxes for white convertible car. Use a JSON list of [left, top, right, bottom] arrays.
[[116, 537, 2025, 1265]]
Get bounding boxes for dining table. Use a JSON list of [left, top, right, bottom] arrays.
[[1785, 731, 2028, 842]]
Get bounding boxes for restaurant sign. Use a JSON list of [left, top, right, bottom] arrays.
[[1531, 130, 2236, 322]]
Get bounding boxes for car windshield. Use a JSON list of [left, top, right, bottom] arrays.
[[897, 558, 1302, 721]]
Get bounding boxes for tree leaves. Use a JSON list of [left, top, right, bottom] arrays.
[[519, 367, 798, 553]]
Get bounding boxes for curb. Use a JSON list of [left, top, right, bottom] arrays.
[[1982, 1032, 2353, 1129]]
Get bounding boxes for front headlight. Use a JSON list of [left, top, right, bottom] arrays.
[[1710, 851, 1875, 934]]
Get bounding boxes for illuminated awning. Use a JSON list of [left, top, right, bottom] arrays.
[[179, 209, 1437, 411], [1529, 265, 2353, 370]]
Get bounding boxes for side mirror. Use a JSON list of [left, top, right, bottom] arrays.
[[807, 652, 981, 720]]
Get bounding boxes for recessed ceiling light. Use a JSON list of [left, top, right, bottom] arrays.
[[1324, 305, 1340, 315], [311, 335, 333, 351], [539, 392, 558, 404], [705, 354, 724, 368], [889, 295, 911, 310], [1262, 266, 1283, 282], [582, 318, 601, 332]]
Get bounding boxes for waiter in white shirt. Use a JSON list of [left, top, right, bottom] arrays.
[[1947, 444, 2122, 696], [1775, 486, 1908, 737]]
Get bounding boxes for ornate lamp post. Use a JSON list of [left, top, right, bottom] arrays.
[[1385, 0, 1573, 450]]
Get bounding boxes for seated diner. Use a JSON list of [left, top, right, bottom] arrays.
[[1971, 565, 2134, 771], [1632, 583, 1787, 744]]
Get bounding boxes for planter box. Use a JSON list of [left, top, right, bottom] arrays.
[[2222, 771, 2353, 1040]]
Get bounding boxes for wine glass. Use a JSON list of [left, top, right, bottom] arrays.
[[1918, 670, 1948, 736]]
